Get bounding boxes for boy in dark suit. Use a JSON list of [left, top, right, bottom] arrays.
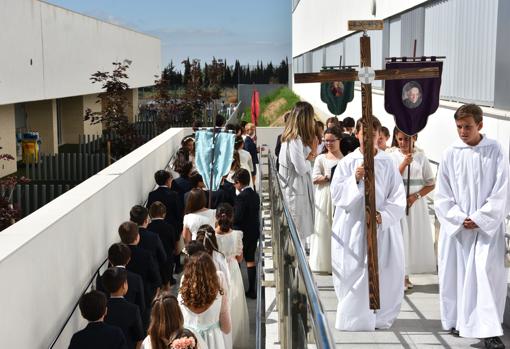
[[148, 201, 177, 286], [211, 176, 236, 209], [146, 170, 183, 232], [102, 267, 144, 349], [118, 222, 161, 320], [232, 168, 261, 299], [68, 290, 127, 349], [130, 205, 167, 281], [96, 243, 146, 317]]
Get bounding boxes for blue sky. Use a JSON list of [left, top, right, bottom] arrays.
[[45, 0, 291, 70]]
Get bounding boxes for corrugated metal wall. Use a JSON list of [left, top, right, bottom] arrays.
[[325, 40, 344, 66], [389, 18, 401, 57], [312, 48, 324, 72], [401, 7, 425, 57], [344, 33, 362, 66], [292, 0, 500, 106], [424, 0, 498, 105]]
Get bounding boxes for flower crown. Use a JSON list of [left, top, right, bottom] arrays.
[[170, 336, 196, 349]]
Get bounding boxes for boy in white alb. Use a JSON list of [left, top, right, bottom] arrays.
[[435, 104, 509, 349]]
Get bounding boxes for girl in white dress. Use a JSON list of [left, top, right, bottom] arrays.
[[278, 101, 318, 240], [196, 224, 231, 291], [182, 189, 216, 243], [179, 252, 231, 349], [388, 129, 436, 289], [214, 203, 250, 349], [141, 292, 208, 349], [310, 127, 343, 273]]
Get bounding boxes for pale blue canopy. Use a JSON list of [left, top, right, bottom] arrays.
[[195, 129, 235, 191]]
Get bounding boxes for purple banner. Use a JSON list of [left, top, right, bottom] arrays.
[[384, 60, 443, 136]]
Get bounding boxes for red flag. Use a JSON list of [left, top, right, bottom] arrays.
[[251, 89, 260, 125]]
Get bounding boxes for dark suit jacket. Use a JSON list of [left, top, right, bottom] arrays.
[[147, 219, 176, 284], [211, 181, 236, 209], [171, 177, 193, 207], [275, 134, 282, 171], [96, 268, 146, 318], [233, 187, 260, 245], [147, 186, 183, 231], [243, 136, 258, 175], [105, 298, 144, 349], [126, 245, 161, 307], [138, 227, 167, 277], [68, 322, 127, 349]]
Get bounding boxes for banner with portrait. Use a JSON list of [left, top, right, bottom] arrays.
[[384, 60, 443, 135], [320, 75, 355, 116]]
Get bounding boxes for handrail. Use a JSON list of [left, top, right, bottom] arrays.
[[255, 149, 266, 349], [48, 258, 108, 349], [48, 154, 176, 349], [267, 149, 335, 349]]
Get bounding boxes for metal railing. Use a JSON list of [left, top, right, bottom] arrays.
[[255, 150, 266, 349], [48, 154, 176, 349], [267, 150, 335, 349]]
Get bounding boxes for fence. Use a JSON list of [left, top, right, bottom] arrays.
[[24, 153, 108, 183], [3, 153, 109, 218], [78, 119, 159, 156]]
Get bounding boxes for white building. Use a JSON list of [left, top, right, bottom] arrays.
[[0, 0, 161, 177], [291, 0, 510, 164]]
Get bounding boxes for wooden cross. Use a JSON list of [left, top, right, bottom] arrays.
[[295, 20, 439, 310]]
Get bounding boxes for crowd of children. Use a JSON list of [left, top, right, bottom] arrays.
[[69, 100, 508, 349], [69, 121, 260, 349]]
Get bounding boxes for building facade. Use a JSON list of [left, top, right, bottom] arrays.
[[0, 0, 161, 177], [292, 0, 510, 164]]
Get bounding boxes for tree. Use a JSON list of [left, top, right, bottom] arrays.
[[180, 59, 212, 124], [153, 64, 186, 130], [84, 61, 140, 158], [0, 149, 27, 231]]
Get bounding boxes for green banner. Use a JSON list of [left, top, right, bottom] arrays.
[[320, 79, 354, 116]]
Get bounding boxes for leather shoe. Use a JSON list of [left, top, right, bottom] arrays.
[[484, 337, 505, 349]]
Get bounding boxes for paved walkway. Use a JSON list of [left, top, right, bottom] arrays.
[[315, 273, 510, 348]]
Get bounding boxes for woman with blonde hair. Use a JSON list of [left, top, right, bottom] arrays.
[[141, 292, 207, 349], [278, 101, 318, 240], [179, 252, 231, 349]]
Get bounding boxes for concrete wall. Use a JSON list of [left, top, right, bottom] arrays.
[[126, 88, 139, 123], [0, 104, 17, 177], [0, 0, 161, 106], [83, 94, 103, 137], [292, 0, 428, 56], [60, 96, 83, 145], [25, 99, 58, 154], [60, 93, 103, 145], [0, 127, 185, 348], [257, 127, 284, 154]]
